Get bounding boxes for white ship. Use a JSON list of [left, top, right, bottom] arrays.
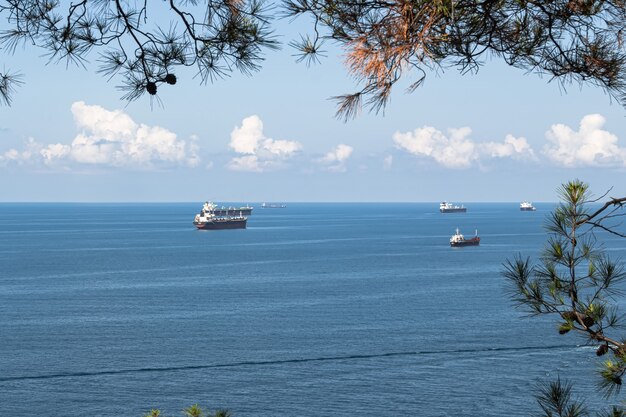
[[520, 201, 537, 211], [440, 202, 467, 213]]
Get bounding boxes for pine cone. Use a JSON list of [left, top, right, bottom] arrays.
[[146, 81, 157, 95]]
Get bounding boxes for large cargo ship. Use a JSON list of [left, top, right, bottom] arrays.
[[450, 228, 480, 247], [201, 201, 253, 216], [440, 202, 467, 213], [193, 202, 247, 230], [519, 201, 537, 211]]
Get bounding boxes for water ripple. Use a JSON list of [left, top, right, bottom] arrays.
[[0, 344, 578, 383]]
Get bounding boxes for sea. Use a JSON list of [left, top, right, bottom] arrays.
[[1, 203, 625, 416]]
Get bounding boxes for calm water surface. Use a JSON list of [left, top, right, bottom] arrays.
[[1, 203, 625, 416]]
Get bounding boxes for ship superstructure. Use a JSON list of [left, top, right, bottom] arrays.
[[202, 201, 253, 216]]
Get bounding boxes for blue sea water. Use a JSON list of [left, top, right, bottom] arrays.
[[1, 203, 625, 416]]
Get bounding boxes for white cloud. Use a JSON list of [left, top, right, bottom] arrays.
[[229, 116, 265, 154], [72, 101, 136, 142], [323, 144, 353, 163], [543, 114, 626, 167], [480, 135, 535, 159], [383, 155, 393, 170], [318, 144, 353, 172], [2, 102, 199, 169], [229, 155, 262, 172], [2, 149, 19, 161], [0, 138, 43, 165], [263, 139, 302, 157], [393, 126, 475, 168], [187, 135, 201, 168], [68, 102, 197, 167], [393, 126, 535, 169], [41, 143, 71, 162], [228, 115, 302, 172]]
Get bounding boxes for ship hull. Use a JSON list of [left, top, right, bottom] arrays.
[[450, 238, 480, 247], [440, 208, 467, 213], [193, 219, 247, 230], [520, 207, 536, 211]]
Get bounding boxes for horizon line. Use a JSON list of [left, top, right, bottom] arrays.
[[0, 200, 558, 204]]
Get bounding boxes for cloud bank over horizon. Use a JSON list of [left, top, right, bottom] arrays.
[[393, 126, 534, 168], [0, 102, 199, 169], [3, 109, 624, 177], [392, 114, 625, 170], [228, 115, 302, 172]]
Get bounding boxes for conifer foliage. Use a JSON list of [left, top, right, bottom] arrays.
[[504, 180, 626, 415], [142, 404, 232, 417], [285, 0, 626, 119], [2, 1, 626, 114], [0, 0, 277, 104]]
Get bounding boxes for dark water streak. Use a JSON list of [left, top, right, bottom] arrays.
[[0, 344, 578, 383]]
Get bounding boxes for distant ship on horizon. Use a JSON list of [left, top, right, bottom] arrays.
[[440, 202, 467, 213], [520, 201, 537, 211], [261, 202, 287, 208]]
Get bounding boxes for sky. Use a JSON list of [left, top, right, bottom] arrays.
[[1, 7, 626, 202]]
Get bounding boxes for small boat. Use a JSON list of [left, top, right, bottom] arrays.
[[450, 228, 480, 247], [520, 201, 536, 211], [440, 202, 467, 213]]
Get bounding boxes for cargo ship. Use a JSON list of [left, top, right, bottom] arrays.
[[193, 202, 247, 230], [201, 201, 253, 216], [440, 202, 467, 213], [450, 228, 480, 247], [261, 202, 287, 208], [520, 201, 537, 211]]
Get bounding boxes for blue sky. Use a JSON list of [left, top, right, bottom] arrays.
[[1, 12, 625, 202]]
